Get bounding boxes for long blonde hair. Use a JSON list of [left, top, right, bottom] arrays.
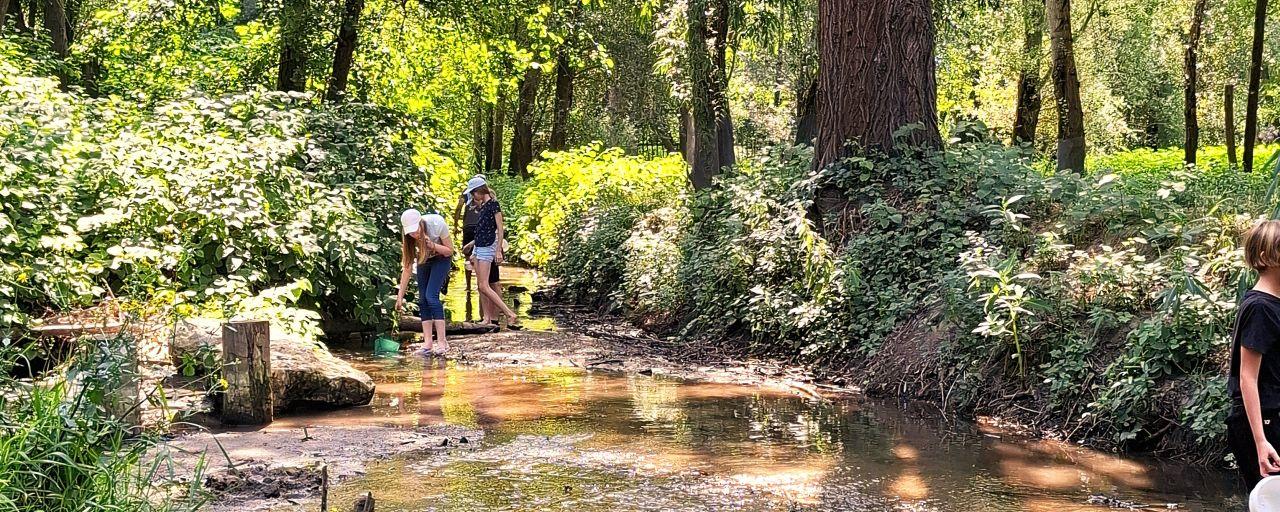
[[401, 224, 427, 266]]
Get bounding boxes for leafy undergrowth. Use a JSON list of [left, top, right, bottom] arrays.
[[1, 40, 469, 336], [548, 128, 1275, 463]]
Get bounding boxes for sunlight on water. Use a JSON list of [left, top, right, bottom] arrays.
[[271, 357, 1243, 512]]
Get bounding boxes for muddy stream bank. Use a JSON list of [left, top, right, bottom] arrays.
[[160, 267, 1243, 511]]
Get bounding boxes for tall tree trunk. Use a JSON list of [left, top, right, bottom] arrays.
[[686, 0, 735, 189], [42, 0, 68, 87], [678, 105, 691, 161], [325, 0, 363, 102], [709, 0, 735, 169], [10, 0, 25, 32], [487, 93, 507, 173], [26, 0, 37, 32], [1047, 0, 1085, 173], [238, 0, 259, 22], [1227, 84, 1238, 167], [1012, 0, 1044, 146], [509, 67, 541, 178], [795, 78, 818, 145], [473, 98, 488, 175], [276, 0, 309, 92], [1244, 0, 1268, 173], [549, 52, 573, 152], [80, 57, 101, 97], [0, 0, 10, 34], [1183, 0, 1207, 165], [813, 0, 940, 173]]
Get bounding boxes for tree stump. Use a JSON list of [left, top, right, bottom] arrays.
[[353, 492, 375, 512], [221, 320, 272, 425]]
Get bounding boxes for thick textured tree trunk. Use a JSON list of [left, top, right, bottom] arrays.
[[795, 78, 818, 145], [549, 52, 573, 152], [508, 66, 541, 178], [1244, 0, 1268, 173], [1047, 0, 1085, 173], [325, 0, 363, 102], [709, 0, 735, 170], [686, 0, 735, 189], [42, 0, 68, 87], [276, 0, 309, 92], [26, 0, 36, 32], [487, 94, 506, 173], [9, 0, 25, 32], [1183, 0, 1207, 165], [813, 0, 940, 173], [1227, 84, 1238, 167], [1012, 0, 1044, 146]]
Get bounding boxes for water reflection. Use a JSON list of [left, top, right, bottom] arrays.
[[272, 359, 1241, 511], [441, 266, 556, 331]]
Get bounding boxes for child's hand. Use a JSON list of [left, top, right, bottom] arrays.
[[1259, 440, 1280, 476], [495, 250, 504, 264], [394, 297, 404, 312]]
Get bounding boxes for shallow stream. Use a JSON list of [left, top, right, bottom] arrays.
[[272, 267, 1242, 511]]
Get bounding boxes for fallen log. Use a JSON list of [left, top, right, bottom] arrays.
[[397, 317, 499, 335]]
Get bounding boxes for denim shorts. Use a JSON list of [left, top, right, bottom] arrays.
[[473, 244, 497, 262]]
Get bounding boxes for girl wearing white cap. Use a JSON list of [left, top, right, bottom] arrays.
[[394, 209, 455, 355]]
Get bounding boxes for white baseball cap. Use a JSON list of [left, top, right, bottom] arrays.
[[400, 209, 422, 235]]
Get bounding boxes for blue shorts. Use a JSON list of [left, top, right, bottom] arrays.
[[473, 244, 497, 262]]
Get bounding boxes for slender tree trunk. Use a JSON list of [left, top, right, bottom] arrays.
[[80, 57, 101, 96], [1227, 84, 1239, 167], [1012, 0, 1044, 146], [686, 0, 735, 189], [508, 66, 541, 178], [1244, 0, 1268, 173], [813, 0, 940, 172], [42, 0, 68, 87], [10, 0, 25, 32], [26, 0, 36, 32], [487, 93, 507, 173], [549, 52, 574, 152], [0, 0, 11, 34], [678, 105, 691, 161], [238, 0, 259, 22], [473, 98, 488, 175], [1047, 0, 1085, 173], [276, 0, 309, 92], [1183, 0, 1207, 165], [325, 0, 363, 102], [795, 78, 818, 145]]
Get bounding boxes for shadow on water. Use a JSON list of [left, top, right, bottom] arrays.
[[272, 355, 1243, 511]]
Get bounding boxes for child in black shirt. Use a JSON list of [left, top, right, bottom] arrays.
[[1228, 220, 1280, 492]]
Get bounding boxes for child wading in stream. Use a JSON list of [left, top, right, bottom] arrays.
[[462, 184, 520, 328], [1228, 219, 1280, 494], [395, 209, 455, 356]]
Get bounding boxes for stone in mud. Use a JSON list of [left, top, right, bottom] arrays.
[[170, 318, 374, 412]]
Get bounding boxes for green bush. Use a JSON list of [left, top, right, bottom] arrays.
[[515, 145, 686, 267], [550, 135, 1274, 454], [0, 40, 450, 331]]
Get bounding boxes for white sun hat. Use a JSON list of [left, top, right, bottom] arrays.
[[400, 208, 422, 235], [1253, 475, 1280, 511], [422, 213, 447, 242], [462, 176, 487, 203]]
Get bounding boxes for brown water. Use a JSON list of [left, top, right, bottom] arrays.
[[271, 355, 1242, 512]]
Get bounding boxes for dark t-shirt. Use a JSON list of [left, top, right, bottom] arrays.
[[461, 194, 479, 227], [1228, 290, 1280, 417], [474, 199, 502, 247]]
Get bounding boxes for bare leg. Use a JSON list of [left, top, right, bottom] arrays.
[[475, 262, 517, 322], [433, 319, 449, 354], [474, 257, 498, 323], [420, 320, 434, 354]]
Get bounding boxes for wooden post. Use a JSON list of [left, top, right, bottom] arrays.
[[320, 463, 329, 512], [221, 320, 272, 425]]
